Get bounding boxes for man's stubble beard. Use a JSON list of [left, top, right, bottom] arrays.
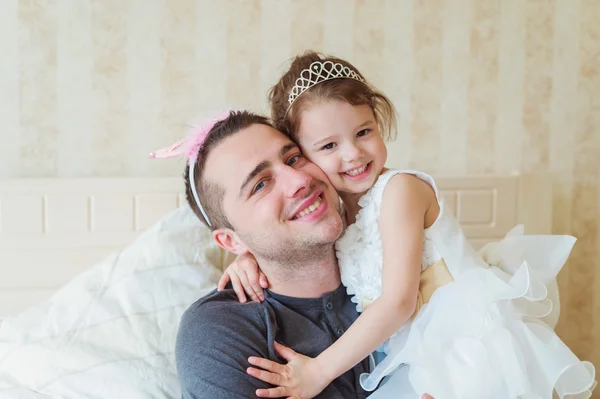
[[233, 198, 344, 276], [240, 229, 338, 271], [237, 211, 343, 275]]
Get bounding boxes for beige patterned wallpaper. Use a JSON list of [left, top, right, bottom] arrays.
[[1, 0, 599, 376]]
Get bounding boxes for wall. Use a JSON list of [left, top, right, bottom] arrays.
[[0, 0, 599, 375]]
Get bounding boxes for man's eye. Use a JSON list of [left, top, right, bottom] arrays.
[[252, 180, 266, 194], [287, 154, 303, 166]]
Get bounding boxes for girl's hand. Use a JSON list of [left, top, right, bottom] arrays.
[[218, 253, 268, 303], [247, 342, 330, 399]]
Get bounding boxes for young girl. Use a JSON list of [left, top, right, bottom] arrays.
[[219, 51, 596, 399]]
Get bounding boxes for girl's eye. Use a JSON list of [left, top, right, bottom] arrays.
[[321, 142, 336, 150], [357, 129, 370, 138]]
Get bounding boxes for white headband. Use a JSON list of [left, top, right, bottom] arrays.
[[188, 160, 210, 226], [149, 111, 233, 227]]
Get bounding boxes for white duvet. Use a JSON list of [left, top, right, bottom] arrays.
[[0, 206, 227, 399]]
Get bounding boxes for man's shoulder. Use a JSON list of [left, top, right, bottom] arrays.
[[181, 287, 265, 319], [175, 291, 276, 397], [178, 288, 268, 337]]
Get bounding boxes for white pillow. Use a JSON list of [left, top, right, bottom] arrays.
[[0, 206, 226, 398]]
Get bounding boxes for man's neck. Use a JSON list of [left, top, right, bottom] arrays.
[[260, 246, 341, 298]]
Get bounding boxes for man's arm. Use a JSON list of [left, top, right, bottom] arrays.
[[175, 299, 272, 399]]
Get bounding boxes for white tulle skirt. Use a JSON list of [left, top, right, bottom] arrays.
[[362, 228, 597, 399]]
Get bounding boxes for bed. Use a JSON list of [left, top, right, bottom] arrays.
[[0, 173, 553, 398]]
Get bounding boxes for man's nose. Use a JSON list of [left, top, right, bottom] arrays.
[[280, 166, 313, 198]]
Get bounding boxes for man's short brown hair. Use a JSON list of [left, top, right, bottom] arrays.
[[184, 111, 273, 230]]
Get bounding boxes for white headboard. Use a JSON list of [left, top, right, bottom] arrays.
[[0, 174, 552, 318]]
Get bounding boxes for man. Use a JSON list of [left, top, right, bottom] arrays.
[[175, 111, 431, 398]]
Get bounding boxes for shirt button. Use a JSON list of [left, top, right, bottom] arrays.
[[325, 302, 333, 310], [337, 329, 344, 335]]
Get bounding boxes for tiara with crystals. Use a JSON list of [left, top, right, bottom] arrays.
[[286, 61, 366, 111]]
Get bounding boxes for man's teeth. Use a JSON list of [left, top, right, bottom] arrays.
[[295, 197, 321, 219], [346, 164, 367, 176]]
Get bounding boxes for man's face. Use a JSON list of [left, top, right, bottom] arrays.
[[205, 124, 343, 264]]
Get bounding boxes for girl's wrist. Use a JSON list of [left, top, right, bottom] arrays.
[[313, 354, 338, 386]]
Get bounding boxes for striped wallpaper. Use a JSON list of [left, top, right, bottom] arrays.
[[0, 0, 598, 380]]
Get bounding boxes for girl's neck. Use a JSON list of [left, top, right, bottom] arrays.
[[339, 191, 364, 225], [339, 168, 388, 225]]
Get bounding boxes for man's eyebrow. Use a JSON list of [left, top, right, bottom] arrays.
[[238, 143, 298, 197], [239, 160, 270, 197], [280, 142, 298, 157]]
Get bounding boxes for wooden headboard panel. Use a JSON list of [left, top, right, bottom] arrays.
[[0, 174, 552, 318]]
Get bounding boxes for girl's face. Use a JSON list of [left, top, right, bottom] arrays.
[[295, 100, 387, 196]]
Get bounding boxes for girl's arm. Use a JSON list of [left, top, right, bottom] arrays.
[[247, 174, 437, 398], [315, 174, 433, 382], [218, 252, 269, 303]]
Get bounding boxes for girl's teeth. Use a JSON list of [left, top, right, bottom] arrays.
[[346, 165, 367, 176]]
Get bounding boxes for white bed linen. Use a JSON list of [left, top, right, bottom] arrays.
[[0, 206, 226, 398], [0, 385, 51, 399]]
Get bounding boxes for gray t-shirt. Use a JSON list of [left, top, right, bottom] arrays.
[[175, 283, 370, 399]]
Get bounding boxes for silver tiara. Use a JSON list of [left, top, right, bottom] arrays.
[[287, 61, 366, 109]]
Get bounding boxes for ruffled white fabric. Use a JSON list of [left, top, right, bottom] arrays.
[[335, 170, 596, 399]]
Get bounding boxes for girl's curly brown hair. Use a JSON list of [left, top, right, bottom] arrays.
[[268, 51, 397, 143]]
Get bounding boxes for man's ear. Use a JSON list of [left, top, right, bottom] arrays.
[[212, 228, 249, 255]]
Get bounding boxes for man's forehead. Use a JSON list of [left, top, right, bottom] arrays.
[[205, 124, 295, 186], [220, 124, 291, 162]]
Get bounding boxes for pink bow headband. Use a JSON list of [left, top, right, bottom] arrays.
[[149, 111, 231, 227]]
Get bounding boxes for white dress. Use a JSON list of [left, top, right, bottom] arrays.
[[335, 170, 596, 399]]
